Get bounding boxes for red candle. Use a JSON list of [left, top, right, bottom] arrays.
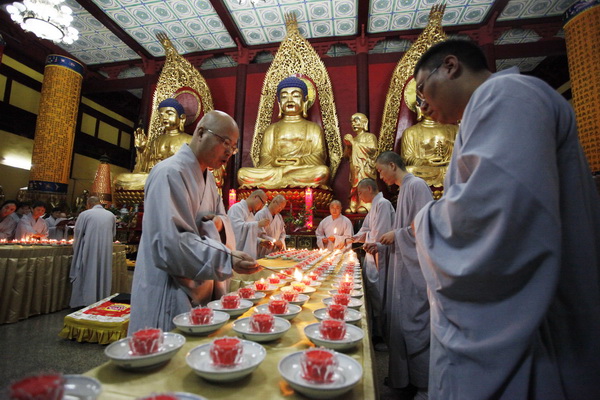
[[327, 304, 347, 320], [255, 279, 269, 291], [238, 287, 255, 299], [221, 294, 241, 309], [138, 394, 179, 400], [281, 290, 298, 302], [276, 273, 288, 280], [333, 293, 351, 306], [250, 313, 275, 332], [130, 328, 163, 355], [301, 349, 338, 383], [268, 299, 288, 314], [190, 307, 213, 325], [291, 282, 305, 293], [337, 286, 352, 295], [9, 373, 65, 400], [210, 337, 243, 367], [320, 319, 347, 340], [268, 276, 281, 284]]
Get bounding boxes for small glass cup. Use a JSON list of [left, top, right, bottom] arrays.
[[337, 286, 352, 295], [319, 319, 347, 340], [339, 281, 354, 291], [291, 282, 305, 293], [281, 289, 298, 302], [300, 348, 338, 384], [129, 328, 163, 355], [9, 373, 66, 400], [332, 293, 351, 306], [327, 304, 347, 320], [221, 294, 241, 309], [238, 287, 255, 299], [210, 337, 243, 367], [268, 299, 288, 314], [268, 275, 281, 284], [190, 307, 214, 325], [250, 312, 275, 333], [255, 280, 269, 291]]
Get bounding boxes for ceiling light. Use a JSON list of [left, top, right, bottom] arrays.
[[238, 0, 268, 5], [6, 0, 79, 44]]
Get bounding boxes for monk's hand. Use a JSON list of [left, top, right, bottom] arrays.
[[258, 218, 270, 228], [379, 231, 395, 245], [259, 239, 273, 248], [363, 243, 378, 255], [231, 250, 261, 274], [322, 237, 329, 244], [274, 240, 284, 249]]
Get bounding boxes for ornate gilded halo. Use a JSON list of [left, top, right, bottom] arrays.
[[403, 78, 418, 114], [295, 75, 317, 109]]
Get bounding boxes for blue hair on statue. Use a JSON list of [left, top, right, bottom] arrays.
[[158, 98, 185, 116], [277, 77, 308, 100]]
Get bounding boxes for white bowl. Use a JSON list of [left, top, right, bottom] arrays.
[[312, 308, 362, 325], [322, 297, 363, 310], [236, 291, 266, 304], [304, 323, 364, 351], [63, 375, 102, 399], [270, 293, 309, 306], [232, 316, 291, 342], [328, 289, 364, 299], [186, 340, 266, 382], [207, 299, 253, 317], [278, 351, 363, 399], [254, 304, 302, 320], [104, 332, 186, 370], [173, 310, 230, 336]]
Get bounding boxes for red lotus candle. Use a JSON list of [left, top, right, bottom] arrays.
[[210, 337, 243, 367], [276, 273, 288, 280], [221, 294, 241, 309], [291, 282, 305, 293], [9, 373, 65, 400], [281, 290, 298, 302], [238, 287, 255, 299], [319, 319, 347, 340], [300, 348, 338, 384], [138, 394, 178, 400], [250, 312, 275, 333], [129, 328, 163, 355], [268, 299, 288, 314], [333, 293, 351, 306], [268, 274, 281, 284], [190, 307, 213, 325], [327, 304, 347, 320], [255, 278, 269, 291], [337, 286, 352, 295]]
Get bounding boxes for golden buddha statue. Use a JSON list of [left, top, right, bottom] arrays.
[[343, 113, 377, 213], [114, 98, 191, 191], [401, 99, 457, 195], [237, 76, 330, 190]]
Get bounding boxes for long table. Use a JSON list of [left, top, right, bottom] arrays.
[[0, 244, 128, 324], [84, 259, 376, 399]]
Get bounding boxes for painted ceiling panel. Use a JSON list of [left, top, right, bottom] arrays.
[[498, 0, 575, 20]]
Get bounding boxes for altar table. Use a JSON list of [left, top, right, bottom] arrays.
[[0, 244, 128, 324], [84, 259, 376, 399]]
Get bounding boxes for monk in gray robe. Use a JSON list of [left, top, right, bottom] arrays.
[[413, 39, 600, 399], [227, 190, 270, 259], [69, 197, 116, 308], [129, 111, 260, 333], [315, 200, 354, 251], [256, 194, 287, 258]]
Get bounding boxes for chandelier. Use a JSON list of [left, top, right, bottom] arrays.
[[6, 0, 79, 44]]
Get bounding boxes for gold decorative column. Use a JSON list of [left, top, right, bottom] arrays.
[[91, 155, 113, 206], [28, 55, 83, 207], [564, 1, 600, 173]]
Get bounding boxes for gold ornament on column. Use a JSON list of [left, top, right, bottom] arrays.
[[91, 154, 113, 206]]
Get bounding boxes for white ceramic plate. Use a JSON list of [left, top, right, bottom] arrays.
[[312, 307, 362, 325], [63, 375, 101, 400], [270, 293, 309, 306], [207, 299, 253, 317], [232, 316, 291, 342], [254, 304, 302, 320], [304, 323, 364, 351], [186, 340, 266, 382], [278, 351, 363, 399], [301, 286, 317, 295], [173, 310, 230, 336], [104, 332, 186, 370], [237, 291, 266, 304], [322, 297, 363, 310], [328, 289, 364, 299]]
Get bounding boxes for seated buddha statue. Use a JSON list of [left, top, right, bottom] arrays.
[[401, 101, 457, 191], [237, 76, 330, 190], [114, 98, 191, 191]]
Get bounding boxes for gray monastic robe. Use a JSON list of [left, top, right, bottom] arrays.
[[129, 145, 234, 333], [15, 213, 48, 239], [45, 215, 66, 240], [382, 173, 433, 389], [0, 214, 17, 239], [315, 215, 354, 251], [255, 205, 286, 258], [227, 199, 260, 259], [414, 68, 600, 399], [69, 204, 116, 307]]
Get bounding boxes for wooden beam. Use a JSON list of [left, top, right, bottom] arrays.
[[357, 0, 370, 33]]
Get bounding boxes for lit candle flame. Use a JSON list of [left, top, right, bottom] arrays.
[[293, 269, 303, 282]]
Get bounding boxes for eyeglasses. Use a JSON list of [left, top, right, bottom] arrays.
[[257, 196, 266, 206], [205, 128, 239, 155], [416, 62, 443, 98]]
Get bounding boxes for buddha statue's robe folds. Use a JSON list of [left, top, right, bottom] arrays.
[[238, 118, 331, 190], [401, 117, 457, 188]]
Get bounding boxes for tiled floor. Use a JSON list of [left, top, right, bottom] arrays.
[[0, 309, 408, 399]]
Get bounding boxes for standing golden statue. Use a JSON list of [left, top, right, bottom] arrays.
[[238, 76, 330, 189], [344, 113, 377, 213]]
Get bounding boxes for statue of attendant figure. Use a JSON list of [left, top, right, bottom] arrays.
[[238, 76, 330, 189], [114, 98, 191, 191], [344, 113, 378, 213]]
